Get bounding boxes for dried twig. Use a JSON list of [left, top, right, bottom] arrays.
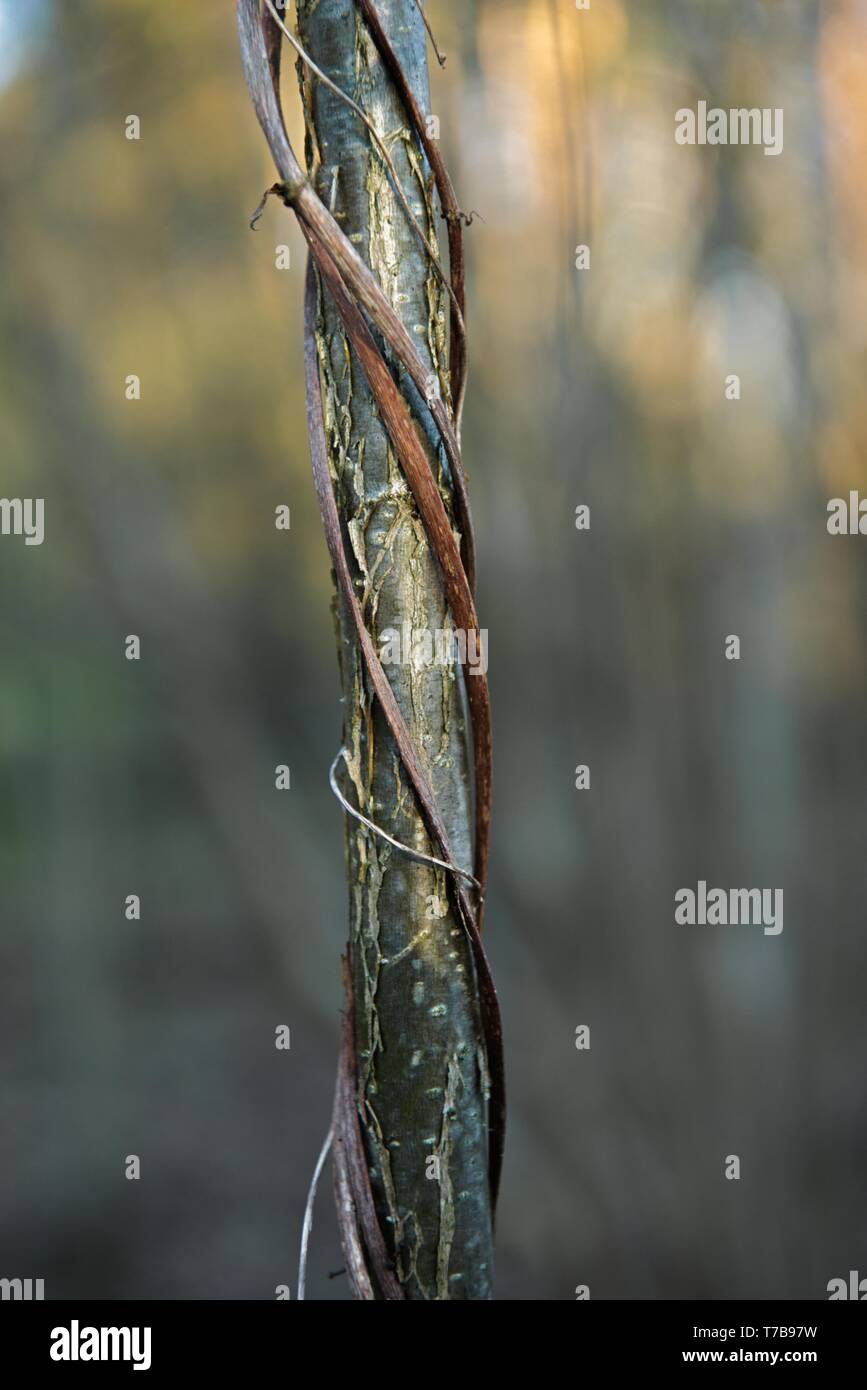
[[413, 0, 447, 67]]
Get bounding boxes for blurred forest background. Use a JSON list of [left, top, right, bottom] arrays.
[[1, 0, 866, 1299]]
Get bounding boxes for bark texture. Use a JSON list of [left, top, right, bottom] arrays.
[[297, 0, 494, 1300]]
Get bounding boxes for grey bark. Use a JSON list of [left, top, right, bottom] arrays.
[[296, 0, 494, 1299]]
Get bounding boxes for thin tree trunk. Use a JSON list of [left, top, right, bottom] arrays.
[[237, 0, 503, 1300], [297, 0, 493, 1301]]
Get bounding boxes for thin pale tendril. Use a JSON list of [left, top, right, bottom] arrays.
[[329, 748, 481, 894], [297, 1126, 334, 1301]]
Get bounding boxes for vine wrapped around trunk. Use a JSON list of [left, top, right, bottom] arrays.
[[237, 0, 504, 1301]]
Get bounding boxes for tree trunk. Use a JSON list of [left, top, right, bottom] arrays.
[[297, 0, 493, 1301], [237, 0, 502, 1301]]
